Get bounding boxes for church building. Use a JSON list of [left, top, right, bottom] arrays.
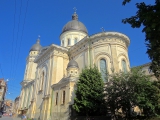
[[18, 11, 130, 120]]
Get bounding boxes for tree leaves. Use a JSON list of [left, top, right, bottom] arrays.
[[73, 66, 106, 116], [122, 0, 131, 5], [106, 69, 160, 119], [122, 0, 160, 80]]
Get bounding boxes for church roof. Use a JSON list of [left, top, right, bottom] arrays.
[[51, 76, 79, 88], [34, 44, 68, 63], [61, 12, 88, 34], [30, 39, 42, 52]]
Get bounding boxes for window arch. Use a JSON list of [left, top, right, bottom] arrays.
[[61, 90, 65, 104], [68, 38, 71, 45], [56, 92, 58, 105], [62, 40, 64, 46], [122, 60, 127, 73], [41, 71, 45, 90], [100, 59, 107, 82], [74, 38, 78, 44]]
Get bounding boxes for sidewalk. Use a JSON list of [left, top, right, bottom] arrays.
[[12, 117, 21, 120]]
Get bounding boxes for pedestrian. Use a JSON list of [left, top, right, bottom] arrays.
[[9, 112, 12, 117], [21, 114, 27, 120], [0, 111, 2, 118]]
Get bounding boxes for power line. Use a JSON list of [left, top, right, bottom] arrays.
[[8, 0, 29, 99], [12, 0, 23, 81], [9, 0, 17, 80], [9, 0, 30, 95], [13, 0, 30, 80]]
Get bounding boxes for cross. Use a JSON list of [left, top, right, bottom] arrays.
[[101, 27, 105, 32], [38, 35, 41, 39], [73, 7, 77, 13]]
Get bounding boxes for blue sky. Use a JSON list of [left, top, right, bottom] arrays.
[[0, 0, 154, 100]]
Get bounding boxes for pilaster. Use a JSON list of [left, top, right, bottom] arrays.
[[52, 56, 58, 85], [110, 44, 119, 73]]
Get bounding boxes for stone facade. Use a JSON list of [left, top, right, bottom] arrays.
[[13, 96, 19, 117], [4, 99, 14, 115], [18, 12, 130, 120], [0, 78, 6, 113], [133, 62, 157, 81]]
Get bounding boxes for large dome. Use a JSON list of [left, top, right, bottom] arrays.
[[30, 40, 42, 51], [61, 13, 88, 34]]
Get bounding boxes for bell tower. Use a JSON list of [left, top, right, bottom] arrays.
[[24, 38, 42, 81]]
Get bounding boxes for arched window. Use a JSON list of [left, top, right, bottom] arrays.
[[41, 71, 45, 90], [62, 40, 64, 46], [61, 90, 65, 104], [122, 60, 127, 73], [56, 92, 58, 105], [68, 38, 71, 45], [74, 38, 78, 44], [100, 59, 107, 82]]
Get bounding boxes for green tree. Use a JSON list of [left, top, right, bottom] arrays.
[[106, 68, 160, 119], [122, 0, 160, 80], [73, 66, 106, 116]]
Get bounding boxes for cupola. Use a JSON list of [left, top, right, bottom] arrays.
[[30, 39, 42, 52], [60, 11, 88, 48], [67, 59, 79, 77], [29, 38, 42, 56], [61, 13, 88, 34]]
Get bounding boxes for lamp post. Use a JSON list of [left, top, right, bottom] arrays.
[[4, 92, 13, 117]]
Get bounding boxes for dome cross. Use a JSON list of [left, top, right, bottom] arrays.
[[73, 7, 77, 13], [101, 27, 105, 32], [38, 35, 41, 39]]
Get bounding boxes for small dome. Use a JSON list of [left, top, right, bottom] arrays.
[[61, 13, 88, 34], [67, 60, 79, 69], [30, 39, 42, 51]]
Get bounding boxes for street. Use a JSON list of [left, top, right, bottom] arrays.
[[0, 116, 12, 120], [0, 116, 21, 120]]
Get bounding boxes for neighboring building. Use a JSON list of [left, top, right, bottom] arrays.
[[140, 62, 157, 80], [4, 99, 14, 115], [131, 62, 157, 79], [18, 12, 130, 120], [0, 78, 6, 112], [13, 96, 20, 117]]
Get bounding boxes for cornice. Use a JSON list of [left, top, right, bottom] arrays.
[[69, 32, 130, 57], [52, 51, 68, 59], [42, 94, 50, 99], [89, 32, 130, 47], [132, 62, 151, 68], [35, 44, 68, 63], [51, 77, 78, 88], [34, 45, 52, 63], [70, 46, 88, 58], [26, 55, 37, 61], [51, 78, 69, 88], [69, 36, 89, 51], [60, 30, 88, 37], [36, 55, 50, 67], [70, 32, 130, 51], [20, 79, 35, 87]]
